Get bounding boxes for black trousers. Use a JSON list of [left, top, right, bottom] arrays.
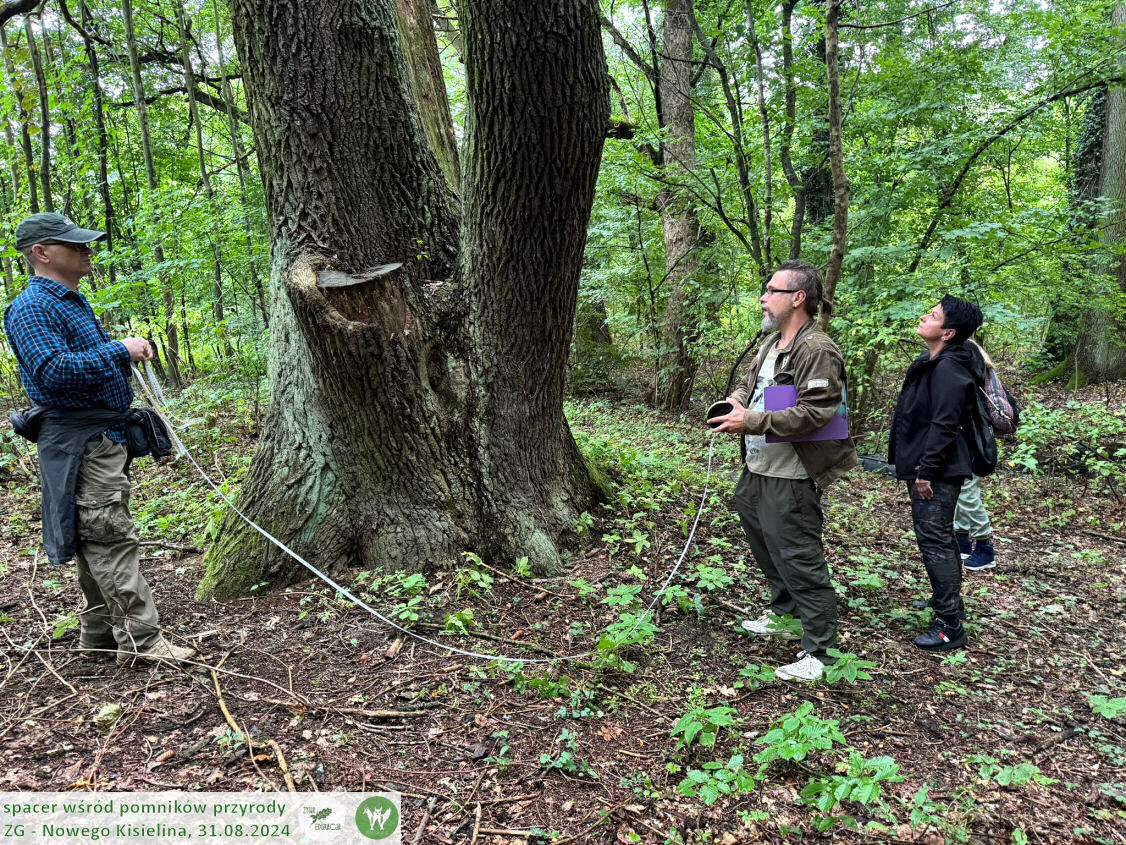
[[734, 470, 837, 662], [908, 478, 965, 626]]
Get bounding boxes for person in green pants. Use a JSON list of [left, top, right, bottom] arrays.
[[955, 341, 997, 571]]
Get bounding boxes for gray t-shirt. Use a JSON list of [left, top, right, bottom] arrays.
[[744, 342, 809, 479]]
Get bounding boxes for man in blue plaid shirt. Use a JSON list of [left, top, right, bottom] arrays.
[[5, 212, 195, 666]]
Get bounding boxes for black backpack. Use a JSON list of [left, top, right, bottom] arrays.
[[966, 387, 998, 477]]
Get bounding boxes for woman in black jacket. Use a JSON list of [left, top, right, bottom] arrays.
[[889, 295, 984, 652]]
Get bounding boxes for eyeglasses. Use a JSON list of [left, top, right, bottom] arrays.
[[763, 288, 799, 296], [40, 240, 92, 252]]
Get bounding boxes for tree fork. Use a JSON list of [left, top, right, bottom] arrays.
[[200, 0, 608, 596]]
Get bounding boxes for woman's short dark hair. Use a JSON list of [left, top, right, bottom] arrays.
[[940, 294, 983, 344], [773, 260, 832, 317]]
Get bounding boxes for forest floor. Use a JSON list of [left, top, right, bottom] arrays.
[[1, 384, 1125, 844]]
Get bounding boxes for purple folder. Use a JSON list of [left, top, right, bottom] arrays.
[[763, 385, 850, 443]]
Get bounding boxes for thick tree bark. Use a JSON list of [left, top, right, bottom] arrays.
[[822, 0, 850, 327], [1073, 4, 1126, 381], [199, 0, 607, 598], [654, 0, 700, 410], [1101, 4, 1126, 293]]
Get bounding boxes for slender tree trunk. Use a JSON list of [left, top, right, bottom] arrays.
[[822, 0, 849, 328], [393, 0, 460, 191], [779, 0, 805, 260], [432, 0, 463, 58], [692, 21, 763, 270], [2, 26, 39, 214], [79, 0, 117, 287], [24, 15, 52, 212], [199, 0, 607, 597], [212, 0, 267, 327], [122, 0, 183, 387], [176, 0, 234, 358], [746, 0, 772, 268], [804, 32, 833, 225], [3, 113, 21, 210], [2, 255, 14, 298], [654, 0, 700, 410]]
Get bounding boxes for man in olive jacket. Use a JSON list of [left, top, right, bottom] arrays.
[[709, 261, 857, 682], [889, 295, 984, 652]]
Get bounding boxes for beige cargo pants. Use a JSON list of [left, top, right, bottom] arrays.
[[74, 434, 161, 652]]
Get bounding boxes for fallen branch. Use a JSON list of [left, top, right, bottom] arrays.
[[410, 797, 437, 845], [469, 803, 483, 845], [265, 739, 297, 792], [1034, 725, 1084, 755], [211, 650, 279, 790]]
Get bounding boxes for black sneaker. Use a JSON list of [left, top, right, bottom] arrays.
[[914, 620, 967, 652], [956, 533, 973, 559]]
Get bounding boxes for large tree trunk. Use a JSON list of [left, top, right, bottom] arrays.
[[1042, 5, 1126, 384], [1076, 5, 1126, 381], [198, 0, 608, 598], [654, 0, 700, 410]]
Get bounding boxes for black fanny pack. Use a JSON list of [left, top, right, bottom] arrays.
[[9, 405, 172, 460], [9, 406, 47, 442]]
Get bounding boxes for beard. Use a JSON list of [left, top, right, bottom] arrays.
[[761, 310, 778, 331]]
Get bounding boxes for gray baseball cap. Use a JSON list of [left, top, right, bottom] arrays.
[[15, 212, 107, 251]]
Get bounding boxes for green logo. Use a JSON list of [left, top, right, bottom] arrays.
[[355, 795, 399, 840]]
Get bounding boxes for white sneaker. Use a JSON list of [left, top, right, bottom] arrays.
[[775, 651, 825, 682], [740, 610, 798, 639]]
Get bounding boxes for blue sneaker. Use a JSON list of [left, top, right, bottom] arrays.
[[956, 533, 973, 560], [965, 539, 996, 571]]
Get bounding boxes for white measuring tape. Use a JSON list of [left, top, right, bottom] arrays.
[[132, 362, 719, 665]]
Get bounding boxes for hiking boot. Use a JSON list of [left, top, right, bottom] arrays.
[[956, 533, 973, 560], [116, 637, 197, 667], [740, 610, 798, 640], [775, 651, 825, 682], [964, 540, 996, 572], [913, 620, 967, 652], [78, 638, 117, 660]]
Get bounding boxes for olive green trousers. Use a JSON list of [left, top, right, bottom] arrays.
[[74, 435, 161, 652]]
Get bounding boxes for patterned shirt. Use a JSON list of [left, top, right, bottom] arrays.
[[4, 275, 132, 442]]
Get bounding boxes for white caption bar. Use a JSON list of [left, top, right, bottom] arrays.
[[0, 792, 401, 845]]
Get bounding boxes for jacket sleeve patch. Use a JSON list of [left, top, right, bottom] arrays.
[[807, 378, 829, 389]]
